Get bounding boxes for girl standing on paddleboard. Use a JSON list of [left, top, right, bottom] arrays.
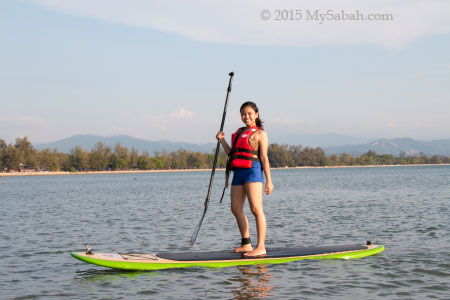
[[216, 101, 273, 257]]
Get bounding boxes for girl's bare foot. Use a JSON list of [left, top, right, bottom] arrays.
[[230, 243, 253, 253], [243, 245, 266, 257]]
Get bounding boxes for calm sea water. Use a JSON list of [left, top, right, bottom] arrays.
[[1, 166, 449, 299]]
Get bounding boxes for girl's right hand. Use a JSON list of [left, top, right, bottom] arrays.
[[216, 132, 225, 140]]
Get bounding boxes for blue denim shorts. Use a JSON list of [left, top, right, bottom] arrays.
[[231, 161, 264, 186]]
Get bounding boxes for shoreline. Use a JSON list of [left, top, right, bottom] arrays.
[[1, 163, 449, 177]]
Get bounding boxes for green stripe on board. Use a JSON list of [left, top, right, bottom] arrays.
[[70, 245, 385, 271]]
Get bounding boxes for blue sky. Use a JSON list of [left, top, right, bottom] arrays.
[[1, 0, 450, 144]]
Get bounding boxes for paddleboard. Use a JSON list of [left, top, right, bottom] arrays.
[[71, 242, 384, 270]]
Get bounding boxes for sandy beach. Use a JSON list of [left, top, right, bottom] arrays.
[[2, 164, 449, 177], [0, 169, 218, 177]]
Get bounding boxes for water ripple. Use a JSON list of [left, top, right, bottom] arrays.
[[1, 166, 449, 299]]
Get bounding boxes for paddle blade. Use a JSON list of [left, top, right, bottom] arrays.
[[190, 213, 206, 246]]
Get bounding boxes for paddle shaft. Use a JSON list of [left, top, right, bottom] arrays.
[[190, 72, 234, 246]]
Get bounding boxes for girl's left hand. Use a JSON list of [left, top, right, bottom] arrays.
[[265, 181, 273, 195]]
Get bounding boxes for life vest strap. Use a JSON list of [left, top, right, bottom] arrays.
[[230, 147, 259, 156], [229, 154, 260, 162]]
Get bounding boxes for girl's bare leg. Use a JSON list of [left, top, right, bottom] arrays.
[[230, 185, 253, 252], [243, 182, 266, 256]]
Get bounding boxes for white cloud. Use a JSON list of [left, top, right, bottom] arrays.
[[0, 115, 45, 124], [31, 0, 450, 48], [387, 121, 400, 128], [170, 108, 196, 118]]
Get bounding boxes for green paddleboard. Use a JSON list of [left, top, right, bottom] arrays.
[[71, 243, 384, 271]]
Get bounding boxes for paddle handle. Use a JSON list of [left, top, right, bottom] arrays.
[[204, 72, 234, 206], [190, 72, 234, 246], [219, 72, 234, 132]]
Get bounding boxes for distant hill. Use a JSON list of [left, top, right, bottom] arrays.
[[34, 135, 216, 154], [34, 135, 450, 156], [324, 138, 450, 156], [270, 132, 375, 147]]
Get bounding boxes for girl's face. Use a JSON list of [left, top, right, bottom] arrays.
[[240, 106, 259, 127]]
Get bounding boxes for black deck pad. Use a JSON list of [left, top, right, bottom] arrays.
[[157, 244, 367, 261]]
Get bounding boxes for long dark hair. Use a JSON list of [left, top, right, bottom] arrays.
[[240, 101, 263, 128]]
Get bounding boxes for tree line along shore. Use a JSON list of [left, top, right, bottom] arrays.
[[1, 137, 449, 173]]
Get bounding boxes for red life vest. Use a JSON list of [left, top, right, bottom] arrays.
[[229, 126, 261, 170]]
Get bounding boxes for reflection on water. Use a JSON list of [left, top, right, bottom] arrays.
[[74, 264, 274, 299], [74, 268, 159, 282], [228, 265, 273, 300]]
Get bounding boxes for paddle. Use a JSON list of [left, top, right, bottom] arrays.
[[190, 72, 234, 246]]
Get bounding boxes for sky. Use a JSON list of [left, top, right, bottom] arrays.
[[1, 0, 450, 145]]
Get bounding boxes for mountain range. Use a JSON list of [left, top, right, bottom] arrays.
[[34, 135, 450, 156], [269, 132, 375, 148], [34, 135, 216, 154], [323, 138, 450, 156]]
